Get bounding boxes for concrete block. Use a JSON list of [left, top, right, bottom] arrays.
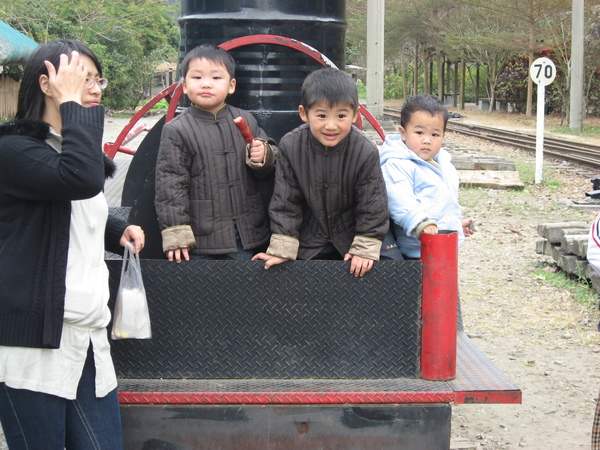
[[551, 244, 566, 263], [536, 223, 590, 242], [535, 239, 554, 256], [560, 235, 588, 257]]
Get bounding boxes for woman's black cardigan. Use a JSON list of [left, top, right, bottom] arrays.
[[0, 102, 127, 348]]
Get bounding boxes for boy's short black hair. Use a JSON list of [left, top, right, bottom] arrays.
[[181, 43, 236, 79], [300, 68, 359, 111], [400, 94, 449, 131]]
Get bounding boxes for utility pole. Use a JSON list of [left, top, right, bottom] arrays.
[[569, 0, 584, 131], [366, 0, 385, 118]]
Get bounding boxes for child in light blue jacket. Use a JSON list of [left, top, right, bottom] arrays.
[[380, 94, 474, 259]]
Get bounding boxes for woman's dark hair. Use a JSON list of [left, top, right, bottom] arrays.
[[181, 43, 236, 79], [400, 94, 449, 131], [16, 39, 102, 121], [300, 68, 358, 111]]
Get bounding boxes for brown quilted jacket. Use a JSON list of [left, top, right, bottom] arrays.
[[155, 105, 277, 255], [267, 124, 389, 261]]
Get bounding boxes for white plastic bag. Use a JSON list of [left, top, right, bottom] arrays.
[[111, 242, 152, 339]]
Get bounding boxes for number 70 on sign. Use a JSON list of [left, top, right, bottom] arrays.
[[530, 57, 556, 86], [529, 57, 556, 184]]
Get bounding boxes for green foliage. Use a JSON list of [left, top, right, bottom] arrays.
[[356, 80, 367, 100], [151, 99, 170, 110], [345, 0, 368, 68], [463, 63, 488, 103], [514, 160, 561, 187], [345, 39, 362, 68], [496, 53, 564, 115], [586, 68, 600, 117], [495, 55, 530, 113], [552, 124, 600, 137], [383, 73, 404, 99], [1, 0, 180, 110], [346, 0, 600, 118]]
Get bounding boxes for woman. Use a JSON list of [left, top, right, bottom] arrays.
[[0, 39, 144, 449]]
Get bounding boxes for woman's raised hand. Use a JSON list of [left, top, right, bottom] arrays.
[[43, 51, 87, 105]]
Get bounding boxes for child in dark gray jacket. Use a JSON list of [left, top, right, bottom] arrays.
[[155, 44, 277, 262]]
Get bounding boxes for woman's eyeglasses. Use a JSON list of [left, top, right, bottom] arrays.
[[84, 78, 108, 90]]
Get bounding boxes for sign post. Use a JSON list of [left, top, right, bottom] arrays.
[[529, 57, 556, 184]]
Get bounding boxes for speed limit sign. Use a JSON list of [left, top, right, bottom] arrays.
[[530, 57, 556, 184], [530, 57, 556, 86]]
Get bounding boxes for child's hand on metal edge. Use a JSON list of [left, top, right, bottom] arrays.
[[344, 253, 374, 277], [166, 247, 190, 263], [252, 252, 289, 269], [421, 224, 439, 236]]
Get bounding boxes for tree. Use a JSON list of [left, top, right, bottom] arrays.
[[389, 0, 454, 97], [0, 0, 180, 110], [346, 0, 368, 68], [542, 8, 577, 122], [461, 0, 570, 117], [347, 0, 433, 98], [346, 0, 600, 120], [441, 2, 519, 112], [584, 5, 600, 116]]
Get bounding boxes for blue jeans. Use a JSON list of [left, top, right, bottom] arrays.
[[191, 249, 255, 261], [314, 243, 343, 260], [0, 345, 123, 450], [191, 227, 257, 261], [380, 228, 404, 261]]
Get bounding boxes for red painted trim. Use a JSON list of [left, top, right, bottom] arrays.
[[106, 34, 386, 159], [104, 82, 180, 159], [219, 35, 385, 140], [118, 389, 522, 405], [165, 80, 184, 123], [119, 391, 456, 405], [454, 390, 522, 405], [420, 231, 459, 381], [218, 34, 338, 68], [358, 104, 386, 141]]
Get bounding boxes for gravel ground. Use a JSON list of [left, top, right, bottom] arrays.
[[445, 128, 600, 449], [1, 111, 599, 449], [440, 106, 600, 448]]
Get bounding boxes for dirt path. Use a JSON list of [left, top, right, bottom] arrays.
[[387, 102, 600, 450], [447, 131, 600, 449]]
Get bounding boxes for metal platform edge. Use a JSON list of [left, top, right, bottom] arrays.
[[117, 332, 521, 405]]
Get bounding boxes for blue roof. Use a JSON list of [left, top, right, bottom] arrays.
[[0, 20, 38, 65]]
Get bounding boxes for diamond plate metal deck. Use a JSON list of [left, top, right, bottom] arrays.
[[108, 260, 422, 379], [117, 333, 521, 405], [451, 332, 522, 404]]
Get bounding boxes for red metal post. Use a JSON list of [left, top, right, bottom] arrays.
[[420, 230, 458, 381]]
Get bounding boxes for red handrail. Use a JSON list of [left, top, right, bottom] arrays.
[[104, 34, 386, 159]]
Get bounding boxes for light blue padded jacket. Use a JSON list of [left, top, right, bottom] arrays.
[[380, 134, 464, 258]]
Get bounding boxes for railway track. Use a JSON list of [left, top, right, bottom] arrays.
[[383, 107, 600, 170]]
